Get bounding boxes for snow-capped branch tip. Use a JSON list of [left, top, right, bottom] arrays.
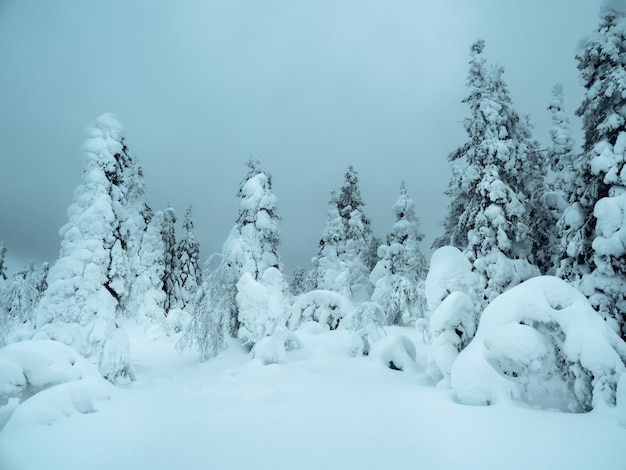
[[470, 39, 485, 56]]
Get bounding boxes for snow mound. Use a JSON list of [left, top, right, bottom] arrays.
[[0, 340, 101, 407], [3, 378, 112, 434], [451, 276, 626, 413], [289, 290, 354, 330], [0, 340, 112, 431], [370, 334, 418, 372]]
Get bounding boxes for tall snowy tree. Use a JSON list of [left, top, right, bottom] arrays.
[[540, 84, 578, 274], [181, 159, 289, 359], [0, 242, 7, 281], [312, 166, 377, 301], [131, 210, 167, 322], [558, 2, 626, 340], [175, 205, 202, 311], [370, 182, 427, 325], [36, 114, 142, 381], [434, 41, 542, 304], [161, 207, 178, 313]]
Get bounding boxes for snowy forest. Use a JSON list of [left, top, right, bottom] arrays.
[[1, 2, 626, 469]]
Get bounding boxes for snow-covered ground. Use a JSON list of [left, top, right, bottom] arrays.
[[0, 323, 624, 470]]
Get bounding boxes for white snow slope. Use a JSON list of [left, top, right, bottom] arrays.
[[0, 323, 624, 470]]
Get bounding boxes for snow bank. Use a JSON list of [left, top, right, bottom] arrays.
[[451, 276, 626, 413], [0, 340, 112, 432]]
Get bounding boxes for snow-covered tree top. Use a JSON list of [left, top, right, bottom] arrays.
[[601, 0, 626, 18], [84, 113, 125, 145]]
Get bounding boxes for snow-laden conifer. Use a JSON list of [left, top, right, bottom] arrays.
[[434, 41, 542, 304], [557, 4, 626, 340], [36, 114, 139, 382], [539, 85, 578, 274], [174, 205, 202, 310], [180, 159, 291, 360], [370, 182, 427, 325], [0, 242, 7, 281], [312, 166, 377, 301]]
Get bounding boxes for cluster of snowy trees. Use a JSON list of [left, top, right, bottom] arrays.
[[1, 0, 626, 414], [0, 115, 202, 381]]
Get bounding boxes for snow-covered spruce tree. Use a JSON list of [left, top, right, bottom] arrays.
[[181, 159, 293, 361], [289, 266, 307, 296], [370, 182, 427, 325], [434, 40, 542, 305], [36, 114, 142, 382], [0, 242, 7, 281], [161, 207, 178, 313], [312, 166, 377, 301], [178, 258, 238, 361], [174, 205, 202, 311], [130, 210, 167, 322], [557, 2, 626, 340], [540, 84, 578, 274]]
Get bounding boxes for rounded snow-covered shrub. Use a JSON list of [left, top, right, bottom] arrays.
[[347, 302, 386, 356], [288, 290, 354, 331], [451, 276, 626, 412], [164, 308, 191, 335], [427, 292, 477, 386], [424, 247, 479, 386], [237, 268, 289, 346]]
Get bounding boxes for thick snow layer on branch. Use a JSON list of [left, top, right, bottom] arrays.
[[451, 276, 626, 412], [424, 246, 477, 314]]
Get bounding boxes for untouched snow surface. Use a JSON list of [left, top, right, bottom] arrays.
[[0, 323, 625, 470]]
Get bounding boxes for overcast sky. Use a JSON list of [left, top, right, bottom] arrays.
[[0, 0, 601, 275]]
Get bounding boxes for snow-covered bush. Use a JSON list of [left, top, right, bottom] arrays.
[[237, 268, 288, 346], [347, 302, 386, 357], [451, 276, 626, 412], [428, 292, 476, 386], [288, 290, 354, 331], [424, 247, 479, 385]]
